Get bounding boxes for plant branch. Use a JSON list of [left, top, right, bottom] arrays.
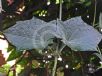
[[52, 40, 59, 76], [97, 46, 102, 55], [52, 2, 64, 75], [52, 56, 58, 76], [59, 0, 62, 20], [0, 0, 2, 13], [59, 43, 66, 52]]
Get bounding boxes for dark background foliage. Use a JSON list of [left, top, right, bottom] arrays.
[[0, 0, 102, 76]]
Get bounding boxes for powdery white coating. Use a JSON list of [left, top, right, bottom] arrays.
[[63, 17, 102, 51], [3, 16, 102, 51]]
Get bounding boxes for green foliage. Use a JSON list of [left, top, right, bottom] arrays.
[[7, 44, 16, 52], [17, 57, 30, 67], [0, 64, 10, 73], [7, 49, 22, 61], [0, 64, 14, 76]]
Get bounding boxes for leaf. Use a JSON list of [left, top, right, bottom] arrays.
[[7, 44, 15, 52], [4, 17, 46, 50], [62, 17, 102, 51], [3, 16, 102, 51], [18, 58, 29, 67], [50, 17, 102, 51], [0, 50, 6, 66], [32, 60, 40, 68], [7, 49, 22, 61]]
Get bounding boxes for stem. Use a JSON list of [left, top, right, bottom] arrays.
[[59, 43, 66, 52], [59, 0, 62, 20], [13, 65, 16, 76], [92, 0, 97, 27], [97, 46, 102, 55], [0, 0, 2, 13], [52, 56, 58, 76], [52, 40, 59, 76], [79, 52, 84, 76], [51, 0, 63, 75], [99, 13, 102, 29]]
